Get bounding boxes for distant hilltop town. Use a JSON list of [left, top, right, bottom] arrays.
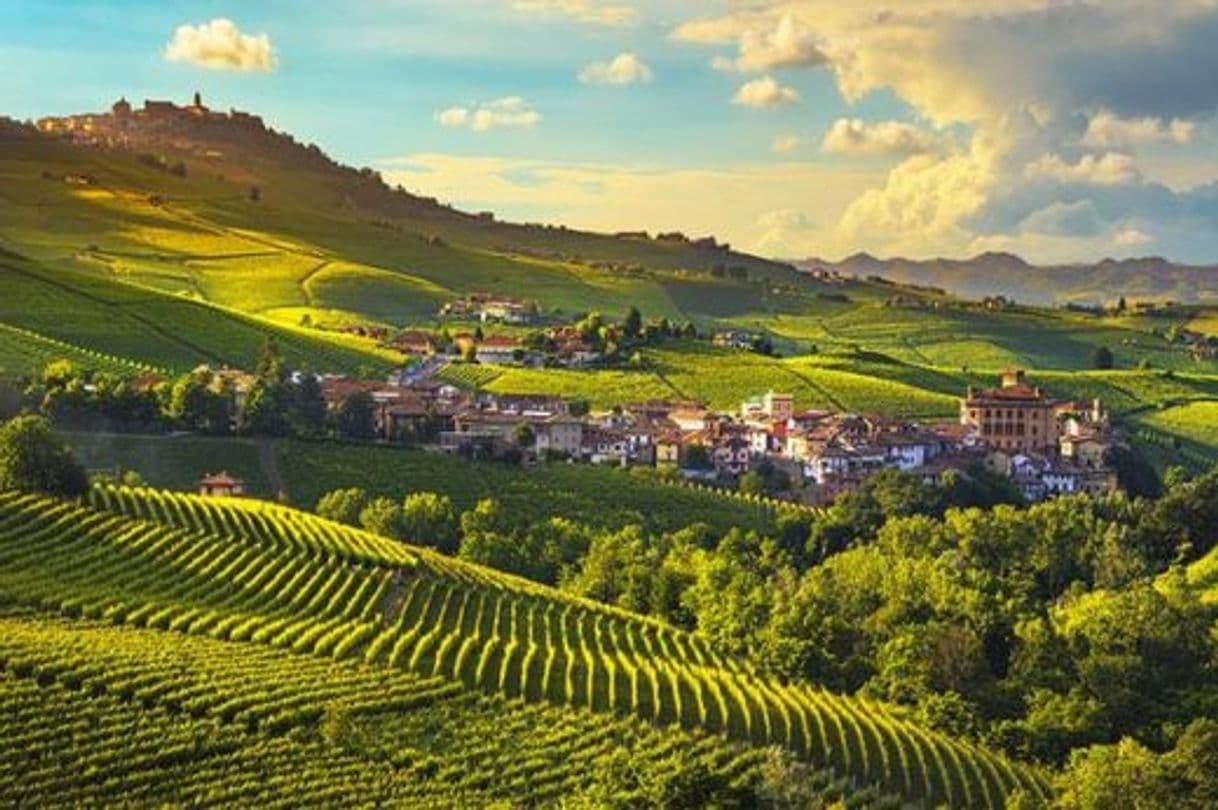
[[36, 92, 265, 144]]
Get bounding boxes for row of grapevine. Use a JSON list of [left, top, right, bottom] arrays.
[[0, 488, 1049, 806], [0, 320, 166, 377]]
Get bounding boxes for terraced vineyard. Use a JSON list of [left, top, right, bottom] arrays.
[[0, 484, 1049, 806]]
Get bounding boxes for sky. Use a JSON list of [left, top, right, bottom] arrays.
[[2, 0, 1217, 264]]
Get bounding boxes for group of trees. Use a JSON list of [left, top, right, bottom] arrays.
[[520, 307, 699, 366], [20, 342, 380, 442]]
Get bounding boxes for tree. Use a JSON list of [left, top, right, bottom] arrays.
[[563, 526, 657, 613], [739, 470, 765, 495], [167, 370, 232, 435], [334, 391, 377, 440], [255, 337, 287, 384], [1117, 295, 1127, 314], [682, 443, 712, 471], [358, 496, 402, 538], [1055, 720, 1218, 810], [240, 379, 291, 437], [290, 373, 327, 437], [1091, 345, 1115, 370], [316, 487, 368, 525], [401, 492, 460, 554], [513, 423, 535, 450], [0, 415, 88, 498], [623, 305, 642, 339]]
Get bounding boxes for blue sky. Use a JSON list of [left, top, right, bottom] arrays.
[[2, 1, 1216, 263]]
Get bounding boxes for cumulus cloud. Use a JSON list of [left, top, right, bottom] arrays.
[[163, 18, 276, 72], [1024, 152, 1142, 186], [753, 209, 816, 256], [705, 13, 828, 73], [821, 118, 943, 156], [733, 76, 800, 108], [835, 142, 996, 256], [511, 0, 635, 26], [671, 2, 1218, 261], [437, 97, 541, 132], [579, 53, 652, 85], [1114, 227, 1155, 246], [1082, 110, 1195, 148], [771, 134, 803, 154]]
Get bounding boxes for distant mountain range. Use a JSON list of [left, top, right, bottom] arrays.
[[797, 252, 1218, 306]]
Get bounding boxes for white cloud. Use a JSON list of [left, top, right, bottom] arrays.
[[733, 76, 800, 108], [771, 134, 803, 154], [753, 208, 816, 256], [834, 141, 996, 256], [1082, 110, 1195, 148], [670, 2, 1218, 261], [437, 97, 541, 132], [1024, 152, 1142, 186], [821, 118, 942, 156], [683, 12, 827, 74], [511, 0, 635, 26], [163, 18, 275, 72], [737, 13, 828, 72], [579, 53, 652, 85], [1114, 227, 1155, 247]]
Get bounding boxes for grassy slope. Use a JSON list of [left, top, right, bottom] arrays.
[[0, 123, 788, 328]]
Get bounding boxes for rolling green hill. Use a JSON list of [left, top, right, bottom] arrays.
[[0, 484, 1048, 807], [0, 117, 805, 332]]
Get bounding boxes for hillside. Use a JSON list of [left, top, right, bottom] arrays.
[[799, 252, 1218, 307], [0, 483, 1047, 807], [1, 105, 815, 334]]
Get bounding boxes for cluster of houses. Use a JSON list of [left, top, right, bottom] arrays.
[[384, 326, 601, 368], [439, 294, 539, 325], [309, 367, 1118, 505]]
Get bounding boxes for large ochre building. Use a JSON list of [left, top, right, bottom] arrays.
[[961, 369, 1059, 452]]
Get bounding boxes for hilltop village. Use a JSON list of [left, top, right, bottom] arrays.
[[36, 92, 267, 142]]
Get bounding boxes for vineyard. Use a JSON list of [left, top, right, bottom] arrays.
[[275, 439, 807, 535], [0, 253, 392, 376], [0, 322, 164, 379], [0, 484, 1049, 806]]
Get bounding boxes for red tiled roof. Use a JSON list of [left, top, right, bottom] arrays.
[[479, 335, 521, 348], [199, 471, 243, 486]]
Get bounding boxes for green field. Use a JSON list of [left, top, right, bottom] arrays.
[[0, 485, 1048, 807]]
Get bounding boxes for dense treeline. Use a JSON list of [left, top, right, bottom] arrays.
[[16, 342, 376, 441]]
